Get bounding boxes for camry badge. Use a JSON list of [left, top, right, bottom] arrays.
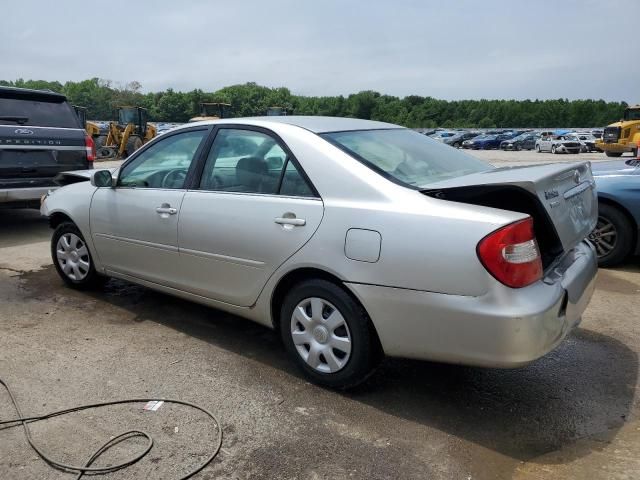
[[14, 128, 34, 135]]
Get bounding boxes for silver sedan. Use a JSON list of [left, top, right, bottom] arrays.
[[41, 116, 598, 388]]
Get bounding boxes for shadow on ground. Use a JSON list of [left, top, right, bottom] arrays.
[[20, 266, 639, 467]]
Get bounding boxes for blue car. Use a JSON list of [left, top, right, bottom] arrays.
[[590, 159, 640, 266], [463, 132, 520, 150]]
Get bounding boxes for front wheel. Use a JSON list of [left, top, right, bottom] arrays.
[[280, 279, 381, 389], [535, 145, 541, 153], [589, 203, 634, 267], [51, 222, 106, 289]]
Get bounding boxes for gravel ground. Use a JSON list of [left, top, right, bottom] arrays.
[[1, 148, 639, 480]]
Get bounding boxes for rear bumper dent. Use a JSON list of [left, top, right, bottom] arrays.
[[346, 241, 597, 368]]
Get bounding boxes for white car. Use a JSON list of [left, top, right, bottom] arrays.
[[41, 117, 598, 388], [535, 135, 582, 154]]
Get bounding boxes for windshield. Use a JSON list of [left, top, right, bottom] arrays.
[[623, 109, 640, 121], [0, 97, 80, 128], [322, 128, 491, 188]]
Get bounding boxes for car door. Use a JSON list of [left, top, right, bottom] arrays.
[[90, 127, 209, 286], [177, 126, 324, 307]]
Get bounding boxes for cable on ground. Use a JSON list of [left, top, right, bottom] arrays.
[[0, 377, 223, 479]]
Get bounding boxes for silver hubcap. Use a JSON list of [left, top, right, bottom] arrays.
[[56, 233, 90, 281], [588, 216, 617, 258], [290, 297, 352, 374]]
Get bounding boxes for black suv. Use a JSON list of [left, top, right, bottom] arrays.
[[0, 86, 94, 208]]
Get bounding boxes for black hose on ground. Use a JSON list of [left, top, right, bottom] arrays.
[[0, 377, 223, 479]]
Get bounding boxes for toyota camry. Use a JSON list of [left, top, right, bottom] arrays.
[[41, 116, 598, 388]]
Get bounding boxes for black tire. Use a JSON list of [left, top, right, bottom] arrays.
[[632, 148, 638, 158], [551, 145, 557, 154], [125, 136, 144, 158], [592, 203, 634, 268], [515, 144, 521, 151], [280, 279, 381, 389], [605, 151, 623, 158], [536, 145, 541, 153], [51, 222, 106, 290]]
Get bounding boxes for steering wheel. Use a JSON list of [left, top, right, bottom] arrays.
[[161, 169, 187, 189]]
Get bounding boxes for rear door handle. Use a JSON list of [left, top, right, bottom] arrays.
[[275, 217, 306, 226], [156, 205, 177, 215]]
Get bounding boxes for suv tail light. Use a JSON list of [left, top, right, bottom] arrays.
[[85, 135, 96, 162], [477, 217, 542, 288]]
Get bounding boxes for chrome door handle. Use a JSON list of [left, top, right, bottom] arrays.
[[156, 206, 177, 215], [275, 217, 306, 226]]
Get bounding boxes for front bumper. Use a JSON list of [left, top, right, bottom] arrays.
[[595, 142, 632, 153], [347, 241, 597, 367]]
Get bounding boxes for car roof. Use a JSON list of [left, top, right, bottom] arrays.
[[192, 115, 402, 134], [0, 85, 67, 102]]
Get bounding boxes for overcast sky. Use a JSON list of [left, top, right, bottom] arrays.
[[2, 0, 638, 102]]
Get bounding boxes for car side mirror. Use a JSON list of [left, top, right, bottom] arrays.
[[91, 170, 114, 188]]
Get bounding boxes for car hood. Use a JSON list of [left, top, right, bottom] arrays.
[[591, 159, 640, 177]]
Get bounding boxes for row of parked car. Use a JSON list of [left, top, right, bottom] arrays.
[[426, 129, 602, 154]]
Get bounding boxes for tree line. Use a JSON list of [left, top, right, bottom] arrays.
[[0, 78, 628, 128]]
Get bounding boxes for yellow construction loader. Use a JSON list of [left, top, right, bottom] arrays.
[[96, 106, 156, 159], [189, 102, 233, 122]]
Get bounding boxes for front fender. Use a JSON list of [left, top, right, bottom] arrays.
[[41, 182, 104, 273]]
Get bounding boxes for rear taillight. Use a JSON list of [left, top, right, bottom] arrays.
[[85, 135, 96, 162], [477, 217, 542, 288]]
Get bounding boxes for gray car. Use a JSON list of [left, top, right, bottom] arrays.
[[41, 117, 598, 388]]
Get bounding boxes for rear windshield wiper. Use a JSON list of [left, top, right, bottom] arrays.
[[0, 116, 29, 124]]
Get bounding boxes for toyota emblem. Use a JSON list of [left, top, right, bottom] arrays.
[[14, 128, 34, 135]]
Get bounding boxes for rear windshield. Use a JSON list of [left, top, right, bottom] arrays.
[[0, 97, 81, 128], [322, 128, 491, 188]]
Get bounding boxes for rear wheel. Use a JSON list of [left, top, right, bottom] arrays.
[[605, 151, 623, 157], [535, 145, 541, 153], [515, 144, 521, 151], [280, 279, 381, 389], [51, 222, 106, 289], [589, 203, 634, 267]]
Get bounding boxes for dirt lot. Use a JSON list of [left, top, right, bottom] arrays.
[[1, 149, 639, 479]]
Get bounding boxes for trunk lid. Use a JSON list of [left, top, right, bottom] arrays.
[[422, 162, 597, 254]]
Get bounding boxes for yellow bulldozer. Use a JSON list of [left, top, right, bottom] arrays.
[[189, 102, 233, 122], [96, 106, 157, 159], [596, 104, 640, 157]]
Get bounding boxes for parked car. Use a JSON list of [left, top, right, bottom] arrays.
[[430, 131, 457, 141], [589, 159, 640, 267], [535, 135, 581, 154], [0, 86, 94, 209], [568, 133, 597, 153], [500, 133, 539, 151], [42, 116, 598, 388], [464, 132, 519, 149], [444, 131, 481, 148]]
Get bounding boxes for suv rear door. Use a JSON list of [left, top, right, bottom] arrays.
[[0, 88, 89, 192]]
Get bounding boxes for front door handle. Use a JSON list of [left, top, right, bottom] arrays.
[[156, 204, 177, 215], [275, 217, 306, 226]]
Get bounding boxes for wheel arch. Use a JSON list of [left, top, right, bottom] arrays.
[[48, 210, 75, 229], [269, 267, 383, 351]]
